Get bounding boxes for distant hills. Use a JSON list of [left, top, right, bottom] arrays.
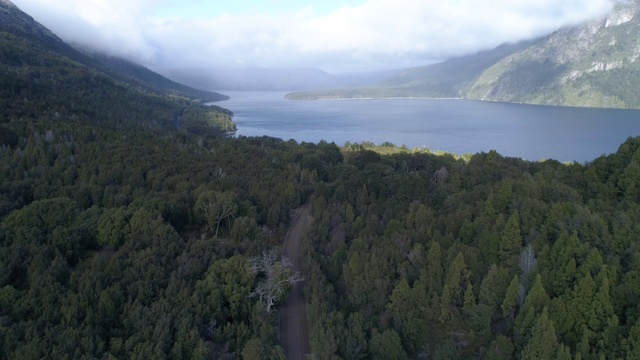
[[288, 0, 640, 109], [0, 0, 234, 134], [161, 66, 397, 92]]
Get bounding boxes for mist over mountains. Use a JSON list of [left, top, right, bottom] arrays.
[[159, 66, 398, 92], [288, 0, 640, 109]]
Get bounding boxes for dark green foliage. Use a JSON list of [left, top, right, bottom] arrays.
[[3, 6, 640, 357], [369, 329, 407, 360], [0, 32, 232, 135], [0, 123, 322, 357], [0, 126, 18, 147], [302, 137, 640, 359]]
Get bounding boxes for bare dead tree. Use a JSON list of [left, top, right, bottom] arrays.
[[212, 167, 226, 180], [432, 166, 450, 185], [197, 190, 237, 237], [248, 249, 303, 312], [519, 244, 537, 279]]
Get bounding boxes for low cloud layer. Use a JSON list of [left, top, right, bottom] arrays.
[[13, 0, 618, 73]]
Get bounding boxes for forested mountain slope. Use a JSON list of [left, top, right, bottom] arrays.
[[0, 0, 227, 103], [289, 0, 640, 109], [468, 0, 640, 108], [286, 40, 534, 100], [0, 1, 234, 135]]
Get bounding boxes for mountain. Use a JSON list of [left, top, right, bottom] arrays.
[[286, 40, 535, 100], [160, 66, 397, 91], [289, 0, 640, 109], [468, 0, 640, 108], [0, 0, 227, 103], [0, 0, 234, 134]]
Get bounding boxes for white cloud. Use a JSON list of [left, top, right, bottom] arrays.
[[12, 0, 618, 72]]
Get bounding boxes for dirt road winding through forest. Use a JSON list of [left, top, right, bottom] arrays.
[[279, 201, 312, 360]]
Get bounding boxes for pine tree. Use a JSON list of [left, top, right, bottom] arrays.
[[502, 274, 520, 322], [622, 319, 640, 360], [426, 241, 444, 318], [389, 278, 425, 349], [479, 264, 509, 316], [514, 274, 550, 350], [440, 252, 469, 323], [521, 308, 560, 360], [369, 329, 407, 360], [499, 212, 522, 267], [463, 281, 476, 314]]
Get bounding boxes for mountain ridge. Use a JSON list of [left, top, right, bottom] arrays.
[[0, 0, 227, 103], [287, 0, 640, 109], [0, 0, 235, 134]]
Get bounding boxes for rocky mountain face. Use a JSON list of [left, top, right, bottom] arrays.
[[468, 0, 640, 108], [289, 0, 640, 109]]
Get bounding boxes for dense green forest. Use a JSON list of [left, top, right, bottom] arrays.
[[0, 119, 333, 358], [4, 110, 640, 359], [3, 1, 640, 358], [301, 141, 640, 359]]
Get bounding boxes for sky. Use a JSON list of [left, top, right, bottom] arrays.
[[12, 0, 620, 73]]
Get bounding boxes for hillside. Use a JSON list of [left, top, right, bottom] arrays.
[[468, 0, 640, 108], [286, 40, 535, 100], [0, 0, 234, 134], [289, 0, 640, 109], [0, 0, 227, 103]]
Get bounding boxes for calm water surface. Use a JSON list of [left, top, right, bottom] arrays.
[[214, 91, 640, 163]]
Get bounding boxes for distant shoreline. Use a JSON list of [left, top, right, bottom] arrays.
[[316, 97, 462, 101], [287, 95, 463, 101]]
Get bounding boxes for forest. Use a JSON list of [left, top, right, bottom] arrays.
[[3, 106, 640, 359], [3, 4, 640, 358]]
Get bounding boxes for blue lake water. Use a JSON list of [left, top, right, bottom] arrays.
[[214, 91, 640, 163]]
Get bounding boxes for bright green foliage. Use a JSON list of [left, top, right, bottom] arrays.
[[97, 206, 131, 248], [502, 274, 520, 322], [389, 278, 426, 351], [479, 264, 510, 316], [622, 319, 640, 359], [486, 335, 514, 360], [544, 231, 585, 297], [369, 329, 407, 360], [181, 106, 236, 135], [515, 274, 550, 350], [521, 308, 561, 360], [463, 281, 476, 314], [197, 256, 256, 326]]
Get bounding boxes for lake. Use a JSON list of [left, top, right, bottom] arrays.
[[213, 91, 640, 163]]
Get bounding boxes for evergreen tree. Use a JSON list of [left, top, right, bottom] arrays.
[[440, 252, 470, 323], [514, 274, 550, 350], [369, 329, 407, 360], [521, 308, 561, 360], [502, 274, 520, 322], [499, 212, 522, 268], [479, 264, 509, 317]]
